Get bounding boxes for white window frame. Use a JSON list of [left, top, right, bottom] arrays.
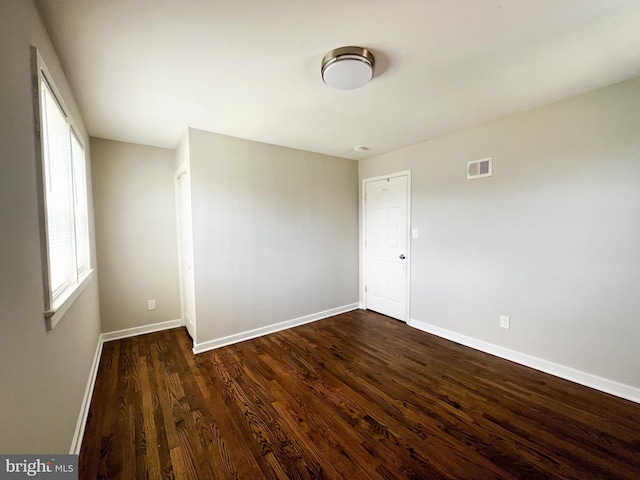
[[32, 47, 93, 331]]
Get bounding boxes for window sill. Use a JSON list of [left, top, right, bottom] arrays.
[[45, 269, 94, 331]]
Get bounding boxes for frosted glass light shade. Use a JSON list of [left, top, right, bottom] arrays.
[[321, 47, 375, 90]]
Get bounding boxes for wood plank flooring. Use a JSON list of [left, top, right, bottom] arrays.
[[79, 310, 640, 479]]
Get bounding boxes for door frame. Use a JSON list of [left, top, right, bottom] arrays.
[[174, 164, 197, 342], [361, 170, 412, 321]]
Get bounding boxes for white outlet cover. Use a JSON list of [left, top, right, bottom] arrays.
[[500, 315, 510, 329]]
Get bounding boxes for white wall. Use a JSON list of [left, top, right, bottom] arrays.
[[91, 138, 181, 333], [360, 77, 640, 390], [176, 130, 190, 170], [187, 128, 359, 346], [0, 0, 102, 453]]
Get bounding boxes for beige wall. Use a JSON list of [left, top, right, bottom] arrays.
[[0, 0, 102, 453], [91, 138, 181, 333], [188, 128, 359, 345], [360, 76, 640, 389]]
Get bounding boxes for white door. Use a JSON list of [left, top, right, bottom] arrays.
[[364, 174, 409, 321], [176, 169, 196, 342]]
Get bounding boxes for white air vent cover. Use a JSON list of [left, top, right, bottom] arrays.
[[467, 157, 492, 180]]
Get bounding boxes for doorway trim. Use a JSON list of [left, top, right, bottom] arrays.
[[174, 163, 197, 343], [361, 170, 412, 321]]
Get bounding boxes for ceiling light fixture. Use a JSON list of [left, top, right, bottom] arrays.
[[321, 46, 375, 90], [353, 146, 369, 152]]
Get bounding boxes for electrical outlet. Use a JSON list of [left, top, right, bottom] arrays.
[[148, 299, 156, 310], [500, 315, 510, 330]]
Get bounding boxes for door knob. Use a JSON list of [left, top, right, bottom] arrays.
[[399, 254, 406, 260]]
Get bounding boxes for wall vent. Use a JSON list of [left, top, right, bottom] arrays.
[[467, 157, 492, 180]]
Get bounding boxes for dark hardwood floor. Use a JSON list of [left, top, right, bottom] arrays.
[[79, 310, 640, 479]]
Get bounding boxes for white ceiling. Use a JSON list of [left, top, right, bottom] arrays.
[[36, 0, 640, 160]]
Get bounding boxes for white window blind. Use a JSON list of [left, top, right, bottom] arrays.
[[41, 80, 75, 298], [72, 131, 90, 275], [34, 48, 92, 330]]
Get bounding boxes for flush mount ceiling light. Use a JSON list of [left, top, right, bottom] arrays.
[[321, 46, 375, 90]]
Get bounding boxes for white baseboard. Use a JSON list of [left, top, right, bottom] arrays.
[[101, 319, 182, 343], [408, 318, 640, 405], [193, 303, 360, 354], [70, 318, 184, 453], [69, 335, 103, 454]]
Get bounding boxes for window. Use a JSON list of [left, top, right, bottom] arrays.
[[32, 47, 92, 330]]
